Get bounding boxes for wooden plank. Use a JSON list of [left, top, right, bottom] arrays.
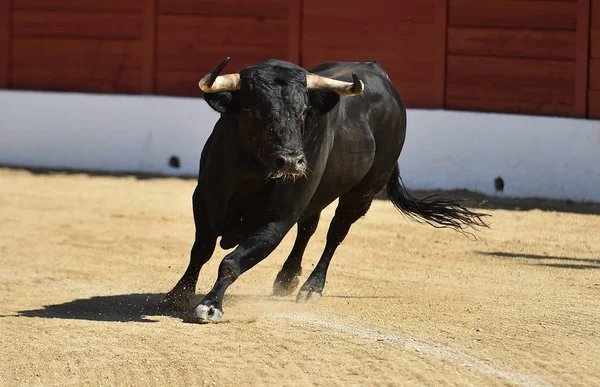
[[0, 0, 10, 88], [591, 28, 600, 58], [301, 0, 447, 108], [589, 59, 600, 90], [12, 38, 142, 68], [141, 0, 157, 94], [304, 49, 440, 108], [588, 89, 600, 118], [303, 47, 438, 82], [303, 0, 438, 24], [13, 0, 145, 12], [11, 66, 141, 93], [158, 15, 287, 46], [156, 71, 208, 97], [448, 0, 578, 30], [446, 84, 576, 117], [391, 80, 445, 109], [303, 21, 440, 55], [447, 27, 577, 60], [13, 10, 143, 39], [287, 0, 301, 64], [157, 42, 286, 72], [592, 0, 600, 28], [446, 55, 576, 89], [433, 0, 448, 108], [158, 0, 288, 19], [575, 0, 590, 117]]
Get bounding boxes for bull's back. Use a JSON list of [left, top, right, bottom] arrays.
[[310, 60, 406, 143], [302, 61, 406, 217]]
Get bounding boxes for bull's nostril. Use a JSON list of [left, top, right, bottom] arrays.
[[274, 157, 286, 170]]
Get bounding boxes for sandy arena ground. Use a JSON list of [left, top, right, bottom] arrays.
[[1, 167, 599, 386]]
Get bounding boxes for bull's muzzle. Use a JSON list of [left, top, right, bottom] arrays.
[[269, 152, 307, 180]]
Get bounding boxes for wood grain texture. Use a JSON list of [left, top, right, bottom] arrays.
[[303, 0, 439, 23], [0, 0, 10, 88], [157, 15, 287, 46], [12, 66, 141, 93], [574, 0, 590, 117], [13, 0, 145, 12], [588, 90, 600, 118], [591, 29, 600, 58], [589, 59, 600, 90], [155, 1, 292, 97], [592, 0, 600, 27], [12, 10, 143, 39], [448, 0, 578, 30], [12, 38, 142, 93], [447, 55, 575, 89], [447, 84, 576, 117], [287, 0, 301, 64], [141, 0, 157, 93], [158, 0, 288, 18], [156, 48, 287, 96], [12, 38, 142, 67], [448, 27, 577, 60], [157, 43, 286, 72], [433, 0, 448, 107], [301, 0, 447, 108], [446, 55, 576, 116]]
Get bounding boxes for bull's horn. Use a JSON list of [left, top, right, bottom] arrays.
[[306, 72, 364, 96], [198, 57, 241, 93]]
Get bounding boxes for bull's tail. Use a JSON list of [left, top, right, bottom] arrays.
[[386, 164, 490, 235]]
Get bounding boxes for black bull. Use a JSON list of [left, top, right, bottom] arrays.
[[161, 58, 489, 322]]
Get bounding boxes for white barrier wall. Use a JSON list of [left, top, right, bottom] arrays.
[[1, 90, 599, 202]]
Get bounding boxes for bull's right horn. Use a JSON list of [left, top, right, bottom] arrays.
[[198, 57, 241, 93], [306, 72, 364, 96]]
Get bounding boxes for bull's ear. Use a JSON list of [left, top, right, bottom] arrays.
[[204, 91, 240, 114], [309, 90, 340, 115]]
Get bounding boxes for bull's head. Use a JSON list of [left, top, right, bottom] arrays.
[[199, 57, 364, 181]]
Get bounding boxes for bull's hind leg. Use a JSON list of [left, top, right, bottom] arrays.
[[296, 167, 394, 303], [296, 192, 376, 303], [162, 191, 217, 311], [273, 212, 321, 296]]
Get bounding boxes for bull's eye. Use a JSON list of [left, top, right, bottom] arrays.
[[243, 108, 261, 119]]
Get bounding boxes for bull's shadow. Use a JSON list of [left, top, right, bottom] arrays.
[[16, 293, 185, 323], [476, 251, 600, 270], [14, 292, 399, 323], [14, 292, 299, 323]]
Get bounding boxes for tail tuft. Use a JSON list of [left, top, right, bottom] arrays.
[[386, 165, 490, 237]]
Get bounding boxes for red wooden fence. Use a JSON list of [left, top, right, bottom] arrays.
[[0, 0, 598, 119], [446, 0, 586, 117], [301, 0, 448, 109]]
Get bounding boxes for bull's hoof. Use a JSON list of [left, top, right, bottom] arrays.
[[195, 304, 223, 323], [296, 289, 322, 304], [272, 273, 300, 296]]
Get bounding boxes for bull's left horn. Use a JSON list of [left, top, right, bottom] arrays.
[[306, 72, 364, 96], [198, 57, 241, 93]]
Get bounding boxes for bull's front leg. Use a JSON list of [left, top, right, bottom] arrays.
[[194, 221, 293, 322], [161, 188, 217, 311]]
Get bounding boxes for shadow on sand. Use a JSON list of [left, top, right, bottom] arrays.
[[476, 251, 600, 270], [10, 291, 402, 324], [13, 293, 180, 323]]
